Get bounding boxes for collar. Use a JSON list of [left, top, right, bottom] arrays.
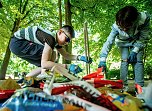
[[54, 33, 61, 47]]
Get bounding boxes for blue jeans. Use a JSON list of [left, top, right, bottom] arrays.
[[120, 47, 144, 86], [9, 37, 44, 67]]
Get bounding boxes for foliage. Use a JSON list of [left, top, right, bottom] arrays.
[[106, 69, 120, 80], [70, 0, 152, 78], [0, 0, 60, 52], [106, 60, 152, 80], [0, 0, 60, 75], [144, 60, 152, 79], [7, 54, 36, 75]]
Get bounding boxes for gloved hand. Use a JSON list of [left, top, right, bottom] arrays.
[[67, 64, 82, 74], [128, 51, 137, 63], [98, 61, 106, 72], [77, 55, 92, 64]]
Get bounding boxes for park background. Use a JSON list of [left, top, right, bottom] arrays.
[[0, 0, 152, 80]]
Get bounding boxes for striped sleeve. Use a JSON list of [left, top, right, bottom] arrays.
[[14, 26, 43, 46]]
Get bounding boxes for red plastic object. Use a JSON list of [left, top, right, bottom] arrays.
[[39, 82, 44, 89], [83, 67, 104, 80], [0, 90, 15, 99], [39, 82, 81, 95], [52, 85, 81, 95], [93, 79, 123, 89], [135, 84, 143, 94]]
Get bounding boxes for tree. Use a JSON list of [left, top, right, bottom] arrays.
[[62, 0, 72, 64], [0, 1, 2, 8], [0, 0, 59, 79], [0, 0, 152, 78]]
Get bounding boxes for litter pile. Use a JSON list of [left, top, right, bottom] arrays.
[[0, 67, 151, 111]]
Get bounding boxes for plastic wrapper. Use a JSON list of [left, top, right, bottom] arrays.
[[0, 90, 15, 100], [53, 80, 101, 98], [1, 90, 63, 111], [61, 94, 110, 111], [97, 87, 143, 111], [0, 70, 146, 111], [52, 81, 120, 111], [0, 89, 86, 111]]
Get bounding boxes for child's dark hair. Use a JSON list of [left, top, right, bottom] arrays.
[[62, 25, 75, 38], [116, 6, 139, 30]]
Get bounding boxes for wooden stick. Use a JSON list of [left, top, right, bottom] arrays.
[[43, 66, 79, 95], [54, 65, 79, 81], [84, 22, 90, 74], [43, 66, 56, 95]]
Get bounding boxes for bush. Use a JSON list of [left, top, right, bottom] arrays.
[[106, 69, 120, 80], [144, 62, 152, 79], [106, 68, 134, 80], [106, 61, 152, 80]]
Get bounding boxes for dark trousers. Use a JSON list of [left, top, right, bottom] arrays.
[[9, 37, 44, 67]]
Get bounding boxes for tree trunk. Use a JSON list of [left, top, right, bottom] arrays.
[[56, 0, 62, 63], [0, 1, 2, 8], [0, 40, 11, 80], [0, 19, 20, 80], [58, 0, 62, 28], [63, 0, 72, 64]]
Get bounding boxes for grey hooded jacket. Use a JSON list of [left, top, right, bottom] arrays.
[[100, 12, 150, 61]]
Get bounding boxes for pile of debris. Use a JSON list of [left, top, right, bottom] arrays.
[[0, 66, 151, 111]]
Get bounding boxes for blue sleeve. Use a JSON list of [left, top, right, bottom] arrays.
[[100, 24, 118, 59], [133, 12, 151, 53]]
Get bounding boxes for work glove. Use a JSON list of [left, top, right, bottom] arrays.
[[128, 51, 137, 63], [98, 61, 106, 72], [67, 64, 82, 75], [77, 55, 92, 64]]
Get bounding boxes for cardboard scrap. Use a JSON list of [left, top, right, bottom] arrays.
[[0, 77, 21, 90]]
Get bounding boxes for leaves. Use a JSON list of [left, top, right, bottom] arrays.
[[0, 0, 152, 75]]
